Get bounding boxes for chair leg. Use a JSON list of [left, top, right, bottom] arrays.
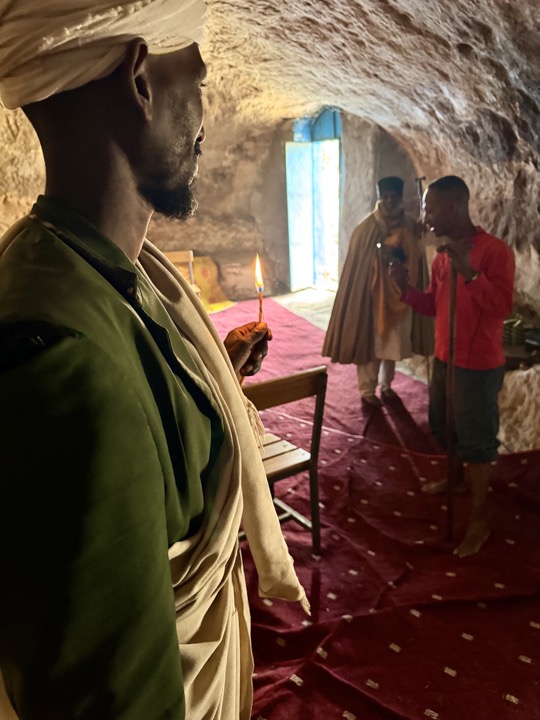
[[309, 467, 321, 554]]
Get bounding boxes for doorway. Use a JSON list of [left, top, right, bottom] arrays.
[[285, 109, 341, 292]]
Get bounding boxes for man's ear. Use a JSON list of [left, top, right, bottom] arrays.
[[121, 38, 152, 120]]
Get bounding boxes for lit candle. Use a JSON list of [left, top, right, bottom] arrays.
[[255, 254, 264, 323]]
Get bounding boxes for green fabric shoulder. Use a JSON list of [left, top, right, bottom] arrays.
[[0, 330, 184, 719], [0, 218, 214, 544]]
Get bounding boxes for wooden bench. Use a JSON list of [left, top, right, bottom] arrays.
[[243, 365, 328, 553]]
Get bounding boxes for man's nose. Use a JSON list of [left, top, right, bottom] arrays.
[[197, 126, 206, 144]]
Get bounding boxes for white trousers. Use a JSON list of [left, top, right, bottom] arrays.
[[356, 359, 395, 397]]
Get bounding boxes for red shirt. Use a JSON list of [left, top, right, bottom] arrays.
[[403, 228, 515, 369]]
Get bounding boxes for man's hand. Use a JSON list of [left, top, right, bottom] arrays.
[[223, 322, 272, 379], [388, 262, 410, 295], [437, 240, 476, 281]]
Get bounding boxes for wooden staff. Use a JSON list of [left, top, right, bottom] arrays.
[[415, 176, 427, 206], [415, 176, 431, 385], [445, 264, 458, 542]]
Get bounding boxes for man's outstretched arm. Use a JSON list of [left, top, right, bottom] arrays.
[[389, 262, 437, 316]]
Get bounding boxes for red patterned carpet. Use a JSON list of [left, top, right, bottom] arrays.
[[211, 299, 540, 720]]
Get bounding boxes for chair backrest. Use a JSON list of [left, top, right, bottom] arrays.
[[165, 250, 195, 285], [243, 365, 328, 462]]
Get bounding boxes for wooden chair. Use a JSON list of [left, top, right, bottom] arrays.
[[243, 365, 327, 554], [165, 250, 201, 296]]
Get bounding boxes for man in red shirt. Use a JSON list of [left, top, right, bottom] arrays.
[[391, 175, 515, 557]]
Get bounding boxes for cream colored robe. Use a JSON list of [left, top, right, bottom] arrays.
[[139, 243, 309, 720], [322, 207, 434, 365]]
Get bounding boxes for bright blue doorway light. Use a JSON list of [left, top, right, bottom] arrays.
[[286, 109, 342, 292]]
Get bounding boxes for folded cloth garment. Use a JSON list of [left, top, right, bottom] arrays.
[[0, 0, 207, 109]]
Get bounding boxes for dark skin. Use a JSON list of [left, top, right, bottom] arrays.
[[224, 322, 272, 377], [389, 185, 492, 557], [378, 189, 424, 239], [24, 39, 270, 381], [379, 190, 402, 216], [390, 186, 478, 292]]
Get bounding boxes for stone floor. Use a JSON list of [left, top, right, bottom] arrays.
[[271, 287, 336, 330]]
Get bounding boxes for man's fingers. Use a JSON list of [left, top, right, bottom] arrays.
[[247, 322, 270, 342], [240, 347, 267, 377], [225, 322, 272, 378]]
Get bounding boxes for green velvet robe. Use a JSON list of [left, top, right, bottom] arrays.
[[0, 197, 223, 719]]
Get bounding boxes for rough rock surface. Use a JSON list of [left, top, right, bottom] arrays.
[[499, 366, 540, 452], [0, 110, 44, 235]]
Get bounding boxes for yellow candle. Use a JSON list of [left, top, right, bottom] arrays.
[[255, 254, 264, 322]]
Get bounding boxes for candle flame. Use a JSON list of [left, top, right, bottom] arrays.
[[255, 254, 264, 292]]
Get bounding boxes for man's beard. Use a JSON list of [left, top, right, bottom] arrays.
[[141, 180, 198, 221], [140, 143, 202, 221], [380, 202, 402, 220]]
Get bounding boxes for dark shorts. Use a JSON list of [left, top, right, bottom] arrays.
[[429, 358, 505, 464]]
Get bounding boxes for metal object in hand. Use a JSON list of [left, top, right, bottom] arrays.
[[377, 242, 406, 267]]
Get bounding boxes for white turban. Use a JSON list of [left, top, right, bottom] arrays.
[[0, 0, 207, 109]]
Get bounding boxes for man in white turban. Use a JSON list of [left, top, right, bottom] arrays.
[[0, 3, 308, 719]]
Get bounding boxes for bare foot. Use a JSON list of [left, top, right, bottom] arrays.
[[421, 479, 467, 494], [453, 518, 490, 557]]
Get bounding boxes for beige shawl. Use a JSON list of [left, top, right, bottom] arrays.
[[371, 204, 418, 342], [138, 242, 309, 718], [322, 207, 434, 365]]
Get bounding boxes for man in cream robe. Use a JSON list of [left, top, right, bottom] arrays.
[[0, 3, 307, 719], [322, 176, 433, 406]]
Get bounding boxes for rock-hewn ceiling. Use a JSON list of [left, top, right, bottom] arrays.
[[209, 0, 537, 138], [205, 0, 539, 245]]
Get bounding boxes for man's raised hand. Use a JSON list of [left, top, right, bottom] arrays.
[[223, 322, 272, 380]]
